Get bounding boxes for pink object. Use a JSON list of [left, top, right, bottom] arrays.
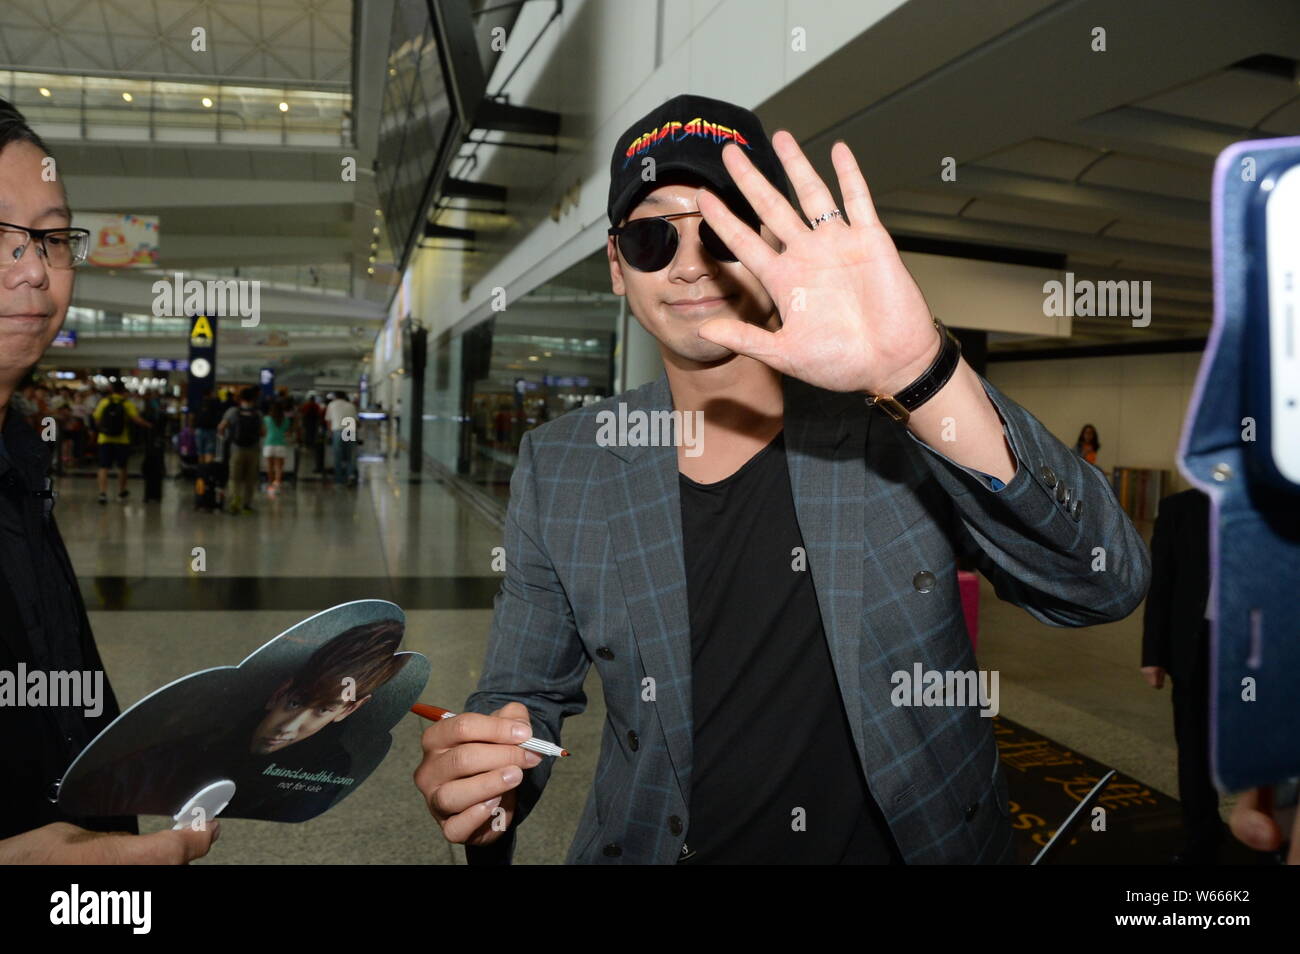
[[958, 571, 980, 650]]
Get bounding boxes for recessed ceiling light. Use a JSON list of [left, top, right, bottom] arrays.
[[121, 92, 133, 103], [201, 97, 213, 108], [278, 102, 289, 112], [38, 87, 51, 97]]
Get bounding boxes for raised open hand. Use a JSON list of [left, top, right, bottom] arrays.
[[694, 130, 941, 396]]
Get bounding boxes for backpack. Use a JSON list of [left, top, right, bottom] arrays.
[[232, 407, 261, 447], [99, 397, 127, 437]]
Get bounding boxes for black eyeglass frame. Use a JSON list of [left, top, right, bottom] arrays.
[[607, 209, 760, 272], [0, 221, 92, 268]]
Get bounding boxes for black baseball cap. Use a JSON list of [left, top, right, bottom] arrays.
[[606, 93, 792, 228]]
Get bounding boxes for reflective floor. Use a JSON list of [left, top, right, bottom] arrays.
[[60, 458, 1241, 864]]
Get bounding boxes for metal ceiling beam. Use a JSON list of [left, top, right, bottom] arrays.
[[62, 176, 353, 209], [443, 177, 507, 202], [153, 235, 351, 268], [1079, 107, 1255, 159], [473, 99, 559, 137], [1065, 267, 1212, 298], [70, 270, 386, 324], [878, 208, 1209, 270], [424, 222, 476, 242], [924, 165, 1208, 225], [39, 337, 368, 369]]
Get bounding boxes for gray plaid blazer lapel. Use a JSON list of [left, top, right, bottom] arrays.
[[782, 376, 874, 769], [595, 372, 695, 802], [788, 379, 965, 784], [595, 370, 890, 807]]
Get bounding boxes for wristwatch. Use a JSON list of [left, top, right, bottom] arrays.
[[864, 316, 962, 424]]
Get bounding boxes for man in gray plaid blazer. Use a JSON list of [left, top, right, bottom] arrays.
[[413, 95, 1150, 864]]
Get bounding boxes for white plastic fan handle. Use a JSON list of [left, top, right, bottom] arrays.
[[171, 779, 236, 831]]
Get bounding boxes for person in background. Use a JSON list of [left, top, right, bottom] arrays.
[[0, 95, 215, 862], [10, 378, 37, 426], [163, 392, 180, 441], [194, 390, 222, 464], [46, 383, 65, 414], [218, 385, 265, 514], [141, 387, 163, 429], [125, 385, 142, 446], [138, 387, 167, 500], [29, 382, 50, 427], [299, 391, 323, 475], [262, 398, 294, 497], [1141, 487, 1228, 864], [1075, 423, 1100, 465], [176, 412, 197, 469], [53, 393, 74, 475], [92, 379, 151, 504], [75, 387, 98, 464], [324, 389, 359, 488]]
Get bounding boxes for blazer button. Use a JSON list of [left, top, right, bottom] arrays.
[[602, 843, 622, 857], [627, 730, 639, 752], [912, 570, 935, 593], [46, 778, 62, 803], [1070, 498, 1084, 521], [1037, 464, 1057, 488], [596, 646, 614, 660], [1061, 485, 1072, 508], [668, 815, 683, 835], [964, 802, 979, 821], [1054, 482, 1068, 503]]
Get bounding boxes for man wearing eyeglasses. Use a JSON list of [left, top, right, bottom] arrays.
[[415, 94, 1151, 864], [0, 99, 217, 863]]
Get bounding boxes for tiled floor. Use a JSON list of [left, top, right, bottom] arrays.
[[64, 458, 1229, 864]]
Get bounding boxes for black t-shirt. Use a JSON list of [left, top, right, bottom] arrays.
[[678, 430, 902, 864]]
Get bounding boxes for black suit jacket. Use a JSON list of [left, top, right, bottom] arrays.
[[1141, 488, 1211, 678], [0, 408, 136, 839]]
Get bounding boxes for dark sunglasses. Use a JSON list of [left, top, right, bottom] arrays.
[[608, 210, 757, 272]]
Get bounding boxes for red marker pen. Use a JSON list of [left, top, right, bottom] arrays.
[[410, 703, 569, 757]]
